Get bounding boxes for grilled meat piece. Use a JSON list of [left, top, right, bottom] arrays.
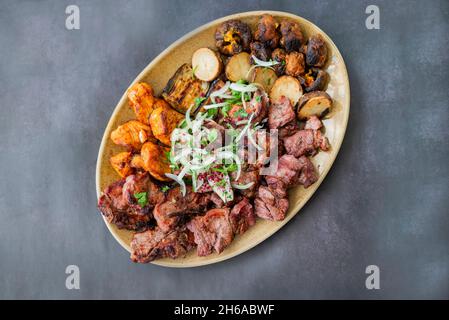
[[130, 228, 194, 263], [283, 129, 329, 157], [254, 186, 289, 221], [268, 96, 296, 129], [271, 48, 287, 76], [278, 120, 300, 140], [254, 14, 280, 49], [285, 51, 305, 77], [280, 20, 305, 52], [229, 198, 255, 234], [231, 169, 259, 198], [187, 208, 234, 256], [250, 41, 272, 62], [297, 156, 319, 188], [304, 115, 323, 130]]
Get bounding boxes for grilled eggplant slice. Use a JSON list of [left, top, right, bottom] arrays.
[[162, 64, 209, 114]]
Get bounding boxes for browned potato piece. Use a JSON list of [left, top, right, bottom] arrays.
[[132, 142, 171, 181], [162, 64, 210, 114], [285, 51, 305, 77], [297, 91, 332, 119], [127, 82, 156, 125], [280, 20, 305, 52], [192, 48, 223, 82], [269, 75, 303, 106], [110, 152, 134, 178], [149, 101, 184, 146], [271, 48, 287, 76], [225, 52, 252, 82], [254, 14, 280, 49], [110, 120, 153, 150], [215, 19, 252, 56], [249, 67, 278, 92], [306, 34, 328, 67]]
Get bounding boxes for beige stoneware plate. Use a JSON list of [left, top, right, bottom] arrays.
[[96, 11, 350, 267]]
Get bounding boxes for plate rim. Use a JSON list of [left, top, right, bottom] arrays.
[[95, 10, 350, 268]]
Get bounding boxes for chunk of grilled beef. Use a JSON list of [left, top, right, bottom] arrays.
[[130, 227, 194, 263], [254, 186, 289, 221], [283, 129, 329, 157], [304, 115, 323, 130], [278, 119, 300, 139], [187, 208, 234, 256], [248, 90, 270, 123], [229, 198, 255, 234], [268, 96, 296, 129], [97, 172, 165, 231], [153, 186, 211, 232], [231, 169, 259, 198], [297, 156, 319, 188]]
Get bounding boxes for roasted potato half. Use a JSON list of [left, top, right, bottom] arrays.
[[127, 82, 156, 125], [110, 120, 154, 150], [270, 75, 303, 106], [110, 151, 134, 178], [162, 64, 209, 114], [192, 48, 223, 82], [225, 52, 252, 82], [248, 67, 278, 92], [149, 102, 184, 146], [297, 91, 332, 119], [132, 141, 171, 181]]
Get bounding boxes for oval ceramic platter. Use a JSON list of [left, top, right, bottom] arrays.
[[96, 11, 350, 267]]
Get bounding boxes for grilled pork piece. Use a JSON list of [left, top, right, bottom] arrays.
[[229, 198, 256, 234], [98, 172, 165, 231], [130, 227, 194, 263], [254, 186, 289, 221], [283, 129, 329, 157], [268, 96, 296, 129], [187, 208, 234, 256]]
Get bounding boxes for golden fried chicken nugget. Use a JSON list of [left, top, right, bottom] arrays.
[[110, 120, 154, 150], [149, 101, 184, 146], [110, 151, 134, 178], [131, 141, 171, 181], [127, 82, 156, 125]]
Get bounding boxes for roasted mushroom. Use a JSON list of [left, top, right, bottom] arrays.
[[131, 141, 171, 181], [127, 82, 156, 125], [280, 20, 305, 52], [271, 48, 287, 76], [297, 91, 332, 119], [254, 14, 280, 49], [215, 19, 252, 56], [299, 68, 329, 92], [110, 120, 154, 150], [305, 34, 328, 67], [285, 51, 305, 77], [250, 41, 271, 62], [110, 152, 134, 178]]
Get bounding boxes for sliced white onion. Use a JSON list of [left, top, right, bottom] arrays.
[[230, 82, 258, 93], [232, 182, 255, 190], [248, 128, 264, 151], [203, 102, 229, 110], [251, 55, 279, 67], [236, 113, 255, 142], [165, 173, 186, 196], [210, 81, 231, 98]]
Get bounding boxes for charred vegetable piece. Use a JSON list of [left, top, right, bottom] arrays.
[[271, 48, 287, 76], [225, 52, 252, 82], [110, 120, 154, 150], [299, 68, 329, 92], [215, 19, 252, 56], [127, 82, 156, 125], [306, 34, 328, 67], [149, 102, 184, 146], [131, 141, 171, 181], [254, 14, 280, 49], [250, 41, 272, 62], [285, 51, 305, 77], [280, 20, 305, 52], [162, 64, 209, 114], [110, 151, 134, 178], [248, 67, 278, 92], [297, 91, 332, 119], [192, 48, 223, 82], [270, 75, 303, 106]]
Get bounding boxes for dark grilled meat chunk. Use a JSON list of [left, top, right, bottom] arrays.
[[280, 20, 305, 52], [254, 186, 289, 221], [271, 48, 287, 76], [306, 34, 328, 67], [285, 51, 305, 77], [230, 198, 255, 234], [98, 173, 165, 231], [231, 169, 259, 198], [304, 115, 323, 130], [250, 41, 272, 62], [297, 156, 319, 188], [130, 228, 194, 263], [278, 120, 300, 140], [187, 208, 234, 256], [215, 20, 252, 56], [268, 96, 296, 129], [248, 89, 269, 123], [283, 129, 329, 157], [254, 14, 280, 49]]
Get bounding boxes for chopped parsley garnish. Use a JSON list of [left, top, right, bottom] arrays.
[[194, 96, 206, 108], [160, 185, 170, 193], [134, 192, 148, 207], [255, 95, 262, 103]]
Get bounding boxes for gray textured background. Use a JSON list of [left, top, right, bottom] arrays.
[[0, 0, 448, 299]]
